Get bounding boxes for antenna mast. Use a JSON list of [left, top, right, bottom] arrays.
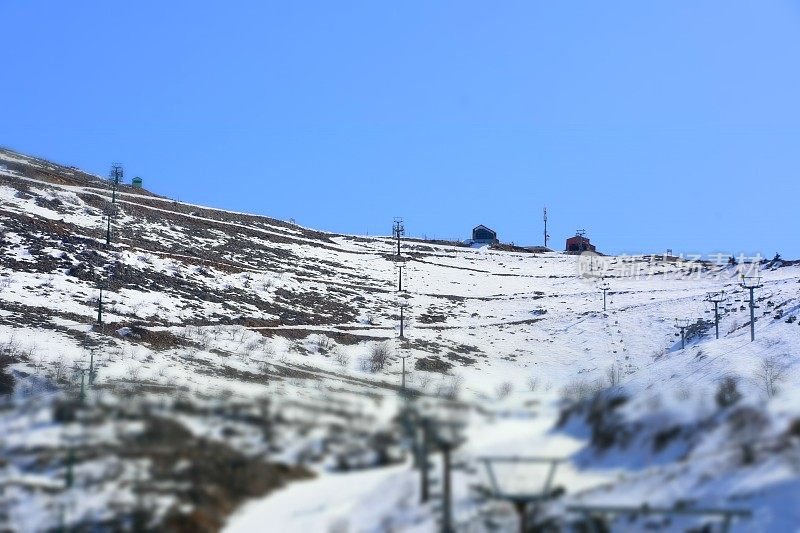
[[543, 207, 549, 248]]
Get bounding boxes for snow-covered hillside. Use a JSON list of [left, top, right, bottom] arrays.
[[1, 147, 799, 531]]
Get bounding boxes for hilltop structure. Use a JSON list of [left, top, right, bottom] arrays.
[[471, 225, 498, 245], [565, 233, 596, 253]]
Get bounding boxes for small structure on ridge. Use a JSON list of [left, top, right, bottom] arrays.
[[472, 225, 499, 245]]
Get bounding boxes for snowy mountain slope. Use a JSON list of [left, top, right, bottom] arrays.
[[1, 147, 800, 531]]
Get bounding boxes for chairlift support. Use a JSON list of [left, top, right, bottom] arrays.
[[476, 456, 567, 533]]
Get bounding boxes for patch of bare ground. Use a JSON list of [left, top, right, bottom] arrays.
[[124, 415, 312, 532], [196, 363, 281, 384], [418, 307, 448, 324], [115, 325, 195, 351], [414, 356, 453, 373], [444, 351, 478, 365], [488, 243, 536, 253], [252, 328, 389, 345]]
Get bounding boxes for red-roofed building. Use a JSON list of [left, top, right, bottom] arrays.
[[565, 235, 596, 253]]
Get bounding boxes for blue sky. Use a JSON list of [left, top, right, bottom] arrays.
[[2, 1, 799, 257]]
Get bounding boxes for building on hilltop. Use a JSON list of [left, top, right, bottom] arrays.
[[471, 225, 498, 245], [565, 232, 596, 253]]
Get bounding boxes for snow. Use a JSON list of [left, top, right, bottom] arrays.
[[225, 464, 421, 532], [1, 152, 799, 530]]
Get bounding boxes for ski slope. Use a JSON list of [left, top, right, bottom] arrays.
[[1, 147, 799, 531]]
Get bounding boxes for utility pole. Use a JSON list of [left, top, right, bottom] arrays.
[[400, 353, 410, 391], [392, 217, 405, 258], [441, 442, 453, 533], [109, 164, 123, 204], [78, 369, 86, 405], [96, 281, 104, 325], [105, 211, 113, 246], [706, 291, 726, 340], [675, 318, 690, 349], [106, 164, 123, 246], [543, 207, 549, 248], [599, 281, 610, 311], [419, 418, 430, 503], [88, 349, 96, 385], [396, 263, 405, 292], [398, 301, 408, 339], [431, 418, 464, 533], [80, 333, 96, 390], [741, 276, 763, 342]]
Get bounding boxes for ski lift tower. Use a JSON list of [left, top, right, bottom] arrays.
[[706, 291, 727, 340], [741, 276, 763, 342], [476, 456, 567, 533], [392, 217, 405, 258], [675, 318, 691, 349], [599, 280, 611, 312]]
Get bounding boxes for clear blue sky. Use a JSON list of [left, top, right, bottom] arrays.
[[2, 1, 799, 257]]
